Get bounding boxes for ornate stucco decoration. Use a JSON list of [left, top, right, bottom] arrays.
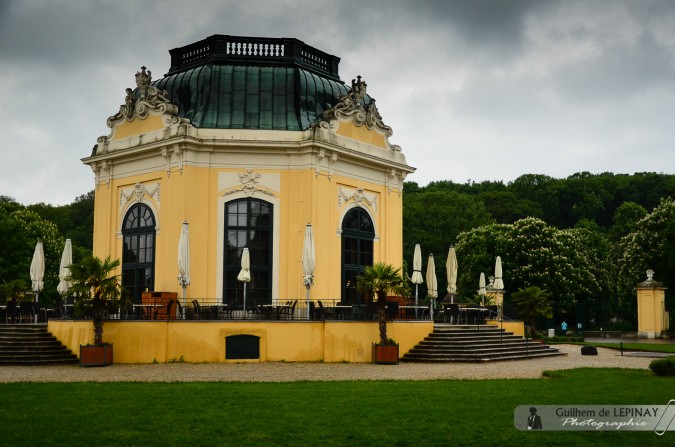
[[95, 67, 192, 155], [321, 76, 394, 139], [338, 186, 378, 214], [119, 182, 161, 210], [315, 149, 338, 180], [161, 145, 185, 177], [221, 169, 277, 198], [91, 160, 113, 186], [109, 66, 178, 124], [387, 168, 405, 196]]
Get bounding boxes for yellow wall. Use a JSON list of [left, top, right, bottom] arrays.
[[486, 320, 524, 337], [92, 162, 404, 302], [49, 320, 433, 363], [636, 286, 668, 338]]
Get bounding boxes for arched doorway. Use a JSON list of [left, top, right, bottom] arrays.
[[341, 207, 374, 304], [223, 198, 273, 306], [121, 203, 156, 303]]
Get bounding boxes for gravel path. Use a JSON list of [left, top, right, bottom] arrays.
[[0, 345, 658, 383]]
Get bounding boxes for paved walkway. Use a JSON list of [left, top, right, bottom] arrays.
[[0, 345, 661, 383]]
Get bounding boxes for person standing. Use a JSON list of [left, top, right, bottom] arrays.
[[561, 321, 568, 334], [527, 407, 542, 430]]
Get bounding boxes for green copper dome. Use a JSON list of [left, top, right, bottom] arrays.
[[153, 35, 351, 131]]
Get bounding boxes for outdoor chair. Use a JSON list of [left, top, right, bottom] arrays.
[[245, 300, 259, 319], [279, 300, 297, 320], [154, 299, 174, 320], [4, 301, 17, 323], [318, 301, 335, 320], [444, 304, 460, 324], [192, 300, 211, 320], [19, 302, 35, 323]]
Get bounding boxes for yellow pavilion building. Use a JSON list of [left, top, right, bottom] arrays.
[[82, 35, 414, 313]]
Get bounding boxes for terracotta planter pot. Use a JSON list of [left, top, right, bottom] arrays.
[[80, 343, 113, 367], [372, 343, 399, 364]]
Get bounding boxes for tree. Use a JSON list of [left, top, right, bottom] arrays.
[[403, 190, 494, 295], [0, 279, 29, 303], [0, 205, 64, 304], [68, 256, 121, 346], [615, 198, 675, 326], [356, 263, 406, 344], [455, 218, 612, 326], [511, 286, 552, 338], [609, 201, 647, 242]]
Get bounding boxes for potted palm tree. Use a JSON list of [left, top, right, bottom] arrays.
[[357, 263, 406, 364], [68, 256, 121, 366]]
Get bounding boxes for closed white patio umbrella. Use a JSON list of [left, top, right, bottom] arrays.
[[426, 253, 438, 320], [478, 272, 486, 306], [411, 244, 423, 317], [238, 248, 251, 317], [302, 224, 315, 319], [446, 245, 458, 304], [177, 222, 190, 318], [57, 239, 73, 317], [494, 256, 504, 325], [30, 240, 45, 304]]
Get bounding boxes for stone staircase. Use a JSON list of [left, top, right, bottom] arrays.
[[0, 324, 78, 365], [401, 324, 566, 362]]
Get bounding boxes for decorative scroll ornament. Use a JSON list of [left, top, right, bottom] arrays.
[[221, 169, 277, 198], [321, 76, 393, 137], [107, 66, 178, 127], [338, 186, 378, 214], [119, 182, 161, 208]]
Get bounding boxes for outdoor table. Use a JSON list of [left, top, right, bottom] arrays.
[[261, 304, 281, 320], [459, 307, 490, 324], [208, 304, 229, 319], [335, 305, 352, 319], [399, 305, 429, 320], [133, 304, 162, 320]]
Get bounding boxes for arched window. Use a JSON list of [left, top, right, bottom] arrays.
[[224, 198, 273, 306], [341, 207, 374, 304], [121, 203, 156, 303]]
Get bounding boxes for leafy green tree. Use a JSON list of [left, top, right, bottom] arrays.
[[615, 198, 675, 326], [356, 263, 406, 344], [0, 204, 64, 304], [68, 256, 121, 346], [455, 218, 612, 326], [609, 201, 647, 242], [511, 286, 552, 338], [0, 279, 29, 303], [403, 190, 494, 295]]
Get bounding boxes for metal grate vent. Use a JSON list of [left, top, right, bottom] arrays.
[[225, 334, 260, 360]]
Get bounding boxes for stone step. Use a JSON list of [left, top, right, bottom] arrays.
[[401, 325, 565, 363], [402, 350, 564, 363], [0, 324, 78, 365]]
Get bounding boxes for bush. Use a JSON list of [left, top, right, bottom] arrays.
[[649, 356, 675, 377]]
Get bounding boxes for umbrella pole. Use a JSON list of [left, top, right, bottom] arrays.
[[182, 285, 186, 319], [415, 284, 418, 319], [499, 290, 503, 344], [243, 282, 247, 319], [430, 298, 434, 321], [306, 286, 310, 320]]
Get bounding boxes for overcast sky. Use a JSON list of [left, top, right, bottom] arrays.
[[1, 0, 674, 205]]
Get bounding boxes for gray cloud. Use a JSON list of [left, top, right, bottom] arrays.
[[1, 0, 674, 204]]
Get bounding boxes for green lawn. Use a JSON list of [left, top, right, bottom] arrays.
[[1, 368, 672, 446]]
